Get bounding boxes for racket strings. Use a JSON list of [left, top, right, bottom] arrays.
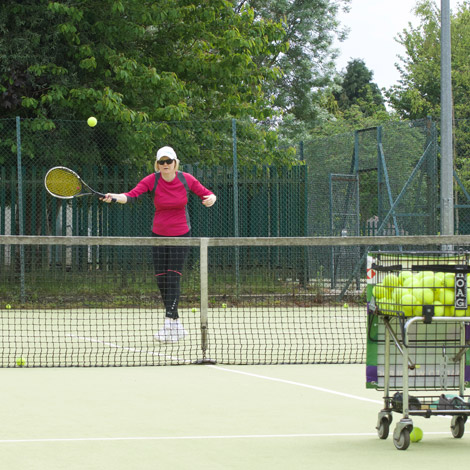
[[45, 169, 82, 197]]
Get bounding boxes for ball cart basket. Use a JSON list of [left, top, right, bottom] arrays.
[[366, 251, 470, 450]]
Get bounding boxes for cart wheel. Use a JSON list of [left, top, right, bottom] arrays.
[[451, 416, 465, 439], [393, 428, 410, 450], [377, 417, 390, 439]]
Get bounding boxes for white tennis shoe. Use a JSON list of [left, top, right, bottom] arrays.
[[154, 318, 187, 342]]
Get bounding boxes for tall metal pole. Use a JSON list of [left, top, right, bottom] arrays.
[[440, 0, 454, 238], [16, 116, 26, 302]]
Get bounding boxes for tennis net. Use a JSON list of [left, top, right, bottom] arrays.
[[1, 234, 469, 367]]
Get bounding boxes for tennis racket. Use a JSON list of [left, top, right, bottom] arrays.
[[45, 166, 116, 201]]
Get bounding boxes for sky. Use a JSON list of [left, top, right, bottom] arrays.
[[334, 0, 462, 90]]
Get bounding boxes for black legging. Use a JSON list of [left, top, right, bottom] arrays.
[[152, 232, 191, 319]]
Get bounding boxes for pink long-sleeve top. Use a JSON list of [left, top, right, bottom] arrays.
[[124, 171, 214, 236]]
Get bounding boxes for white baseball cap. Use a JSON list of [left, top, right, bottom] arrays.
[[156, 146, 177, 161]]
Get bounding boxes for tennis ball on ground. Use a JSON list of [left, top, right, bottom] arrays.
[[5, 304, 11, 309], [16, 357, 26, 367], [87, 116, 97, 127], [410, 427, 423, 442]]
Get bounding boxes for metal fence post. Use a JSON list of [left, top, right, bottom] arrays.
[[16, 116, 26, 303], [232, 119, 240, 294]]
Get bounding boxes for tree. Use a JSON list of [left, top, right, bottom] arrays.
[[244, 0, 351, 122], [387, 0, 470, 232], [387, 0, 470, 121], [333, 59, 385, 116], [0, 0, 288, 124]]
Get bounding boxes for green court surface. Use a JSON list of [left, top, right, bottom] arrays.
[[1, 364, 468, 470]]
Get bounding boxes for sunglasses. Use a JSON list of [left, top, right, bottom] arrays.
[[158, 159, 174, 165]]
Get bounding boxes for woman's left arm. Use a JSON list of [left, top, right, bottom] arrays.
[[186, 173, 217, 207]]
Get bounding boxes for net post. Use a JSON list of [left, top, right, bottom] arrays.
[[199, 237, 209, 360]]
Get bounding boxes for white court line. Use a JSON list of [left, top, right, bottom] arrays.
[[0, 431, 452, 444], [66, 334, 190, 363], [208, 365, 383, 404]]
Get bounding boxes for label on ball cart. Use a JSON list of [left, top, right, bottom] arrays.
[[454, 272, 467, 310]]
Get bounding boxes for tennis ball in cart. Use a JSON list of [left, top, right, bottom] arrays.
[[412, 287, 434, 305], [87, 116, 97, 127], [432, 300, 445, 316], [444, 272, 455, 287], [398, 271, 412, 285], [382, 273, 399, 288], [16, 357, 26, 367], [399, 294, 417, 316], [410, 427, 423, 442]]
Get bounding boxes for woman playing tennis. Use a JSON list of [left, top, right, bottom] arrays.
[[102, 146, 216, 342]]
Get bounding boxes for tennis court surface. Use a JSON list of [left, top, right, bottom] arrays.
[[2, 364, 468, 470], [2, 235, 470, 468]]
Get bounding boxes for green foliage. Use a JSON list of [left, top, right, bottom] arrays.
[[387, 0, 470, 121], [0, 1, 301, 166], [246, 0, 352, 122], [387, 0, 470, 204], [0, 0, 287, 124], [333, 59, 385, 116]]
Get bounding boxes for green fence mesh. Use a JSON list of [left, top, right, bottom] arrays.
[[1, 116, 466, 242]]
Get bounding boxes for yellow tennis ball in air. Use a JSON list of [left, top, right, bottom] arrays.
[[87, 116, 97, 127], [191, 307, 197, 313], [221, 303, 227, 308], [16, 357, 26, 367], [5, 304, 11, 309]]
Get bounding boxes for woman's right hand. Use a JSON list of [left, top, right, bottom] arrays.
[[101, 193, 127, 204]]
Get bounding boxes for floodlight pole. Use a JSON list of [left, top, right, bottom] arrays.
[[440, 0, 454, 239]]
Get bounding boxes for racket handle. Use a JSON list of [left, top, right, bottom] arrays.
[[96, 192, 117, 203]]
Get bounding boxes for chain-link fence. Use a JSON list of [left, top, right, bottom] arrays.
[[0, 118, 306, 240], [304, 118, 440, 237], [1, 116, 468, 288]]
